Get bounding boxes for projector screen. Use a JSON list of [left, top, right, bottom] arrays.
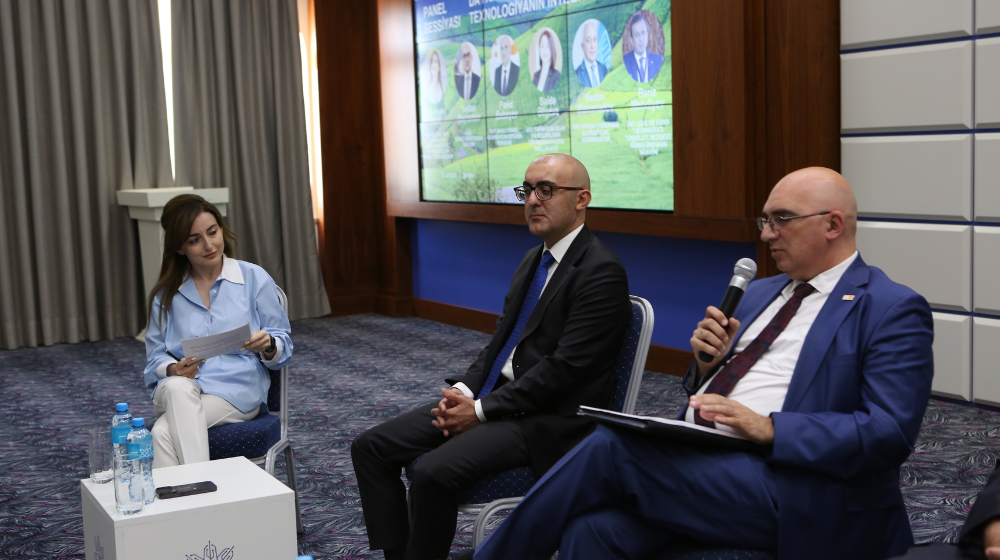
[[414, 0, 673, 211]]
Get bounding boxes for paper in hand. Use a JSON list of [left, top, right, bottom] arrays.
[[180, 323, 252, 361]]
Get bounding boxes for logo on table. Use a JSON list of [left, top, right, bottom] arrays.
[[186, 541, 235, 560], [93, 535, 105, 560]]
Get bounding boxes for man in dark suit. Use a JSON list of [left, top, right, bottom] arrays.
[[959, 467, 1000, 559], [492, 36, 519, 97], [455, 43, 480, 100], [574, 22, 607, 88], [622, 13, 663, 83], [351, 153, 630, 560], [469, 167, 935, 560], [892, 466, 1000, 559]]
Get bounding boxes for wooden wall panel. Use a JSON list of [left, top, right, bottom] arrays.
[[672, 0, 751, 219], [316, 0, 413, 316], [314, 0, 841, 343]]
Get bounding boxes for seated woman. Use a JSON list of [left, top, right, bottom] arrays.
[[143, 194, 292, 468]]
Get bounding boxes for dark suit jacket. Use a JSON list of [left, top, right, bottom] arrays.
[[682, 256, 934, 560], [957, 465, 1000, 559], [454, 72, 480, 100], [493, 63, 519, 96], [574, 59, 608, 88], [447, 225, 630, 473], [622, 50, 664, 83], [532, 68, 561, 93]]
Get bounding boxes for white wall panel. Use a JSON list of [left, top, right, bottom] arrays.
[[856, 222, 971, 311], [842, 42, 973, 133], [976, 134, 1000, 221], [979, 0, 1000, 34], [977, 39, 1000, 128], [974, 227, 1000, 314], [842, 135, 971, 220], [974, 318, 1000, 405], [931, 313, 971, 400], [841, 0, 973, 49]]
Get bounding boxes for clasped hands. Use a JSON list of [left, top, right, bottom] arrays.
[[431, 387, 481, 437], [688, 305, 775, 445]]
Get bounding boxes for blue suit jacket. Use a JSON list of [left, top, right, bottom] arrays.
[[622, 50, 663, 83], [683, 256, 934, 560], [574, 60, 608, 88]]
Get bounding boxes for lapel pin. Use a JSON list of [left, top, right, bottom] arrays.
[[842, 295, 855, 301]]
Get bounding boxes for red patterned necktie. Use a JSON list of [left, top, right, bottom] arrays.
[[694, 282, 817, 427]]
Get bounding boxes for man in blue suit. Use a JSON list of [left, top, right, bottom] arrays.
[[467, 167, 935, 560], [622, 14, 663, 83]]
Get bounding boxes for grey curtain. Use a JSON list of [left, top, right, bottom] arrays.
[[172, 0, 330, 320], [0, 0, 173, 350]]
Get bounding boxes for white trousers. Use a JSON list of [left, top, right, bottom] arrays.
[[151, 376, 258, 468]]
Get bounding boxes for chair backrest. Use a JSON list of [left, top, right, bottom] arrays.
[[271, 286, 290, 439], [608, 296, 654, 414]]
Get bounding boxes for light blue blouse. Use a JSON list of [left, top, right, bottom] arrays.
[[144, 257, 293, 413]]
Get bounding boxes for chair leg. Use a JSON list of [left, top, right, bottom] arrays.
[[473, 498, 524, 547], [285, 445, 303, 535]]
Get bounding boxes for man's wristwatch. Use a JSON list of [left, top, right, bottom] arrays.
[[264, 335, 276, 354]]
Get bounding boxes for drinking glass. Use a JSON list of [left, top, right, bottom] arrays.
[[88, 427, 113, 484]]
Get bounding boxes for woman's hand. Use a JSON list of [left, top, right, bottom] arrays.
[[167, 356, 204, 378], [242, 330, 276, 360]]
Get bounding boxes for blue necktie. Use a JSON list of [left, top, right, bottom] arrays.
[[479, 250, 556, 397]]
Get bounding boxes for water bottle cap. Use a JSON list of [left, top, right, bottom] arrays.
[[116, 403, 128, 412], [132, 418, 145, 427], [296, 557, 314, 560]]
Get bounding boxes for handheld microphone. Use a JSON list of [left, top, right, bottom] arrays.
[[697, 258, 757, 363]]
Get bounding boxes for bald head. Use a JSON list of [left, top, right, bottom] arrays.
[[772, 167, 857, 235], [761, 167, 858, 281], [523, 153, 592, 246], [533, 153, 591, 191]]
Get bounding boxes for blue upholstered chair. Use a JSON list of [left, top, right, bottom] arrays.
[[407, 295, 655, 546], [206, 286, 303, 534]]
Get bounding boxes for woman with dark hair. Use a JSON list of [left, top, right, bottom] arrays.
[[532, 29, 561, 93], [143, 194, 292, 468]]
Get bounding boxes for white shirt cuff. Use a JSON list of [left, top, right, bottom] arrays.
[[474, 399, 487, 423], [156, 359, 175, 379], [260, 337, 283, 366], [452, 383, 474, 399]]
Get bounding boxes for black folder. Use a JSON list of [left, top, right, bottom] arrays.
[[577, 406, 766, 453]]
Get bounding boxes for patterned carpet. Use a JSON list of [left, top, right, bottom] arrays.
[[0, 314, 997, 559]]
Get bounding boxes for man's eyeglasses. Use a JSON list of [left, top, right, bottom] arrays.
[[514, 183, 584, 202], [756, 211, 831, 232]]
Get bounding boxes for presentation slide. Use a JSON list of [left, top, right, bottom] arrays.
[[414, 0, 672, 212]]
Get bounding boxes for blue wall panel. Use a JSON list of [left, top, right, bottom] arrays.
[[413, 219, 758, 349]]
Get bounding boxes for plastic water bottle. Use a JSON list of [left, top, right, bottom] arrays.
[[111, 403, 132, 459], [126, 418, 155, 504]]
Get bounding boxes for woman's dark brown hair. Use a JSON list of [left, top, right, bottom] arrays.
[[146, 194, 237, 326], [539, 29, 556, 70]]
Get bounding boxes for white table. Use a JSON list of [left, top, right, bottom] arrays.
[[81, 456, 296, 560]]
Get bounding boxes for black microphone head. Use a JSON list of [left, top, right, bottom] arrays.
[[734, 258, 757, 282]]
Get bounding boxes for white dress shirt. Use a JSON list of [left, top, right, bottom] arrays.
[[588, 62, 599, 87], [501, 64, 509, 95], [684, 251, 860, 434], [454, 223, 586, 421]]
